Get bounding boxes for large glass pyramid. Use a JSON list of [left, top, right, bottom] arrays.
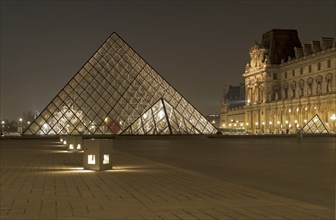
[[23, 32, 217, 135], [299, 114, 329, 134]]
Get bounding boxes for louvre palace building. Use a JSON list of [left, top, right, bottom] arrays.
[[220, 29, 336, 134]]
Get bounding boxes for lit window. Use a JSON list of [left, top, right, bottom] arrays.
[[77, 144, 81, 150], [88, 155, 95, 164], [69, 144, 74, 150], [103, 154, 109, 164], [63, 140, 67, 145]]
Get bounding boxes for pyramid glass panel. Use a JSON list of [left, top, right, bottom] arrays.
[[299, 114, 329, 134], [24, 32, 217, 135]]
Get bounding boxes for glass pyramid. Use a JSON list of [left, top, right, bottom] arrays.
[[123, 98, 206, 135], [23, 32, 217, 135], [299, 114, 329, 134]]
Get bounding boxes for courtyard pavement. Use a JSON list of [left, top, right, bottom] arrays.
[[0, 138, 334, 219]]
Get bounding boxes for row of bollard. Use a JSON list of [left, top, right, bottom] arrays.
[[60, 136, 113, 171]]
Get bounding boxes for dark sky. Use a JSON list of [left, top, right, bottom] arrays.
[[1, 0, 335, 120]]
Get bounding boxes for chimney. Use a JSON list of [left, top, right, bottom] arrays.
[[294, 47, 303, 58], [303, 44, 312, 56], [320, 37, 334, 50], [311, 41, 321, 53]]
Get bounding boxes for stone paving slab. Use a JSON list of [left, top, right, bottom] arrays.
[[0, 140, 334, 219]]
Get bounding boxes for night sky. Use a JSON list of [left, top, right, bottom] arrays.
[[1, 1, 335, 120]]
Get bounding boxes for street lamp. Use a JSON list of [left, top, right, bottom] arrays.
[[19, 118, 23, 134], [1, 121, 5, 135], [331, 114, 336, 132]]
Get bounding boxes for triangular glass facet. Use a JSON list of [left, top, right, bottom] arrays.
[[300, 114, 329, 134], [24, 32, 217, 135], [122, 98, 203, 135]]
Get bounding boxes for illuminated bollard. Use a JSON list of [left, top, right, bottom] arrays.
[[67, 136, 83, 151], [60, 135, 83, 151], [83, 139, 113, 171], [60, 135, 67, 145]]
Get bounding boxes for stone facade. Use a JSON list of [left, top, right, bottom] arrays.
[[220, 84, 246, 132], [221, 29, 336, 134]]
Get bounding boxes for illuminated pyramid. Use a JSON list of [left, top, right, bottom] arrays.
[[23, 32, 217, 135], [299, 114, 329, 134]]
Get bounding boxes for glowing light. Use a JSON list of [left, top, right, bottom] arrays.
[[229, 123, 232, 127], [285, 120, 288, 124], [88, 155, 95, 164], [305, 107, 307, 111], [69, 144, 74, 150], [1, 121, 4, 125], [247, 99, 251, 103], [27, 121, 31, 124], [234, 123, 237, 127], [255, 122, 258, 125], [294, 120, 298, 123], [269, 121, 272, 125], [289, 124, 292, 128], [143, 113, 148, 119], [277, 121, 280, 125], [158, 110, 165, 120], [289, 109, 291, 113], [60, 138, 63, 142], [63, 140, 67, 145], [296, 124, 299, 128], [104, 117, 108, 123], [77, 144, 81, 150], [212, 120, 215, 124], [246, 123, 249, 126], [296, 108, 299, 112], [262, 122, 265, 125], [19, 118, 22, 122], [314, 106, 317, 110], [304, 119, 307, 123], [331, 114, 336, 121], [103, 154, 109, 164]]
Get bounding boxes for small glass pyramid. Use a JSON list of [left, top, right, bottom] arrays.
[[299, 114, 329, 134], [23, 32, 217, 135]]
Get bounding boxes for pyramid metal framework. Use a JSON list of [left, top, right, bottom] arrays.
[[299, 114, 329, 134], [24, 32, 218, 135]]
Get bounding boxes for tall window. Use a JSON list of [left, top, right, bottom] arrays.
[[284, 72, 287, 79], [273, 73, 277, 80], [327, 60, 331, 68], [292, 70, 295, 77], [308, 65, 312, 73], [307, 82, 313, 96], [317, 63, 321, 71], [316, 81, 322, 94], [326, 73, 333, 92], [284, 87, 288, 99], [300, 67, 303, 75]]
